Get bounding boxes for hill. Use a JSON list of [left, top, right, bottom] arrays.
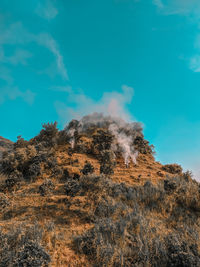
[[0, 113, 199, 267]]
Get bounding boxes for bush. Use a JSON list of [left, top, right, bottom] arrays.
[[162, 164, 183, 175], [0, 224, 51, 267], [4, 171, 21, 191], [0, 193, 9, 211], [80, 161, 94, 175], [24, 162, 41, 181], [39, 179, 55, 196], [164, 179, 177, 193], [60, 168, 70, 183], [33, 122, 59, 147], [99, 150, 115, 175], [92, 130, 114, 154], [140, 181, 165, 211], [100, 163, 114, 175], [164, 233, 200, 267], [133, 135, 155, 154], [1, 145, 37, 181], [72, 174, 200, 266], [64, 179, 81, 197]]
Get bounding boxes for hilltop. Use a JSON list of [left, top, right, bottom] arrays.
[[0, 113, 200, 267]]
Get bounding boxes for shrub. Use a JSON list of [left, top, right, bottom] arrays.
[[164, 179, 177, 193], [99, 150, 115, 175], [140, 181, 165, 211], [60, 168, 70, 182], [100, 163, 114, 175], [72, 174, 200, 266], [4, 171, 21, 191], [164, 233, 200, 267], [81, 161, 94, 175], [0, 224, 51, 267], [24, 162, 41, 181], [1, 145, 37, 182], [33, 122, 59, 147], [0, 193, 9, 211], [162, 164, 183, 174], [14, 136, 28, 149], [94, 199, 118, 218], [92, 130, 114, 155], [73, 173, 80, 180], [133, 135, 155, 154], [39, 179, 55, 196], [64, 179, 81, 197]]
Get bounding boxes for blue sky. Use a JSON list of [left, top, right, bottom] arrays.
[[0, 0, 200, 178]]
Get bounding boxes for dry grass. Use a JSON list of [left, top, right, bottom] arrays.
[[0, 124, 198, 266]]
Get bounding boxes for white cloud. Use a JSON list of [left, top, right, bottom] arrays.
[[37, 33, 68, 80], [35, 0, 58, 20], [0, 20, 68, 106], [189, 55, 200, 72], [153, 0, 164, 9], [153, 0, 200, 17], [0, 41, 36, 105], [8, 49, 32, 65], [152, 1, 200, 72], [0, 48, 32, 65], [0, 86, 35, 105], [0, 22, 68, 80], [54, 85, 135, 127]]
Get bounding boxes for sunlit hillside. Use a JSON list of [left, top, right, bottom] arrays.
[[0, 114, 199, 267]]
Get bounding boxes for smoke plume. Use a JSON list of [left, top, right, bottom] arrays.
[[55, 85, 135, 127], [65, 112, 142, 166]]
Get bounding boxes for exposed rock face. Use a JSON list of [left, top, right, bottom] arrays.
[[0, 136, 13, 158]]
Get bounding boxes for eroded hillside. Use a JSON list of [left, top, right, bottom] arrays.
[[0, 114, 199, 267]]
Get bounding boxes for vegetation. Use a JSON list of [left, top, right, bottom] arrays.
[[162, 163, 183, 175], [73, 174, 200, 267], [80, 161, 94, 175], [0, 224, 50, 267], [0, 118, 199, 266], [39, 179, 55, 196]]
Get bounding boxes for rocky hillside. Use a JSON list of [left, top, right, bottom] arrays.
[[0, 113, 200, 267]]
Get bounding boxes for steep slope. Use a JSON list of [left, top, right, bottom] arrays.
[[0, 114, 199, 267]]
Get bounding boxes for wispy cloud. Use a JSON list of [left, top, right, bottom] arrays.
[[0, 65, 35, 105], [153, 0, 200, 17], [153, 0, 164, 10], [189, 55, 200, 72], [0, 47, 32, 65], [37, 33, 68, 80], [0, 86, 35, 105], [0, 15, 68, 106], [54, 85, 135, 126], [0, 22, 68, 80], [153, 0, 200, 72], [35, 0, 58, 20]]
